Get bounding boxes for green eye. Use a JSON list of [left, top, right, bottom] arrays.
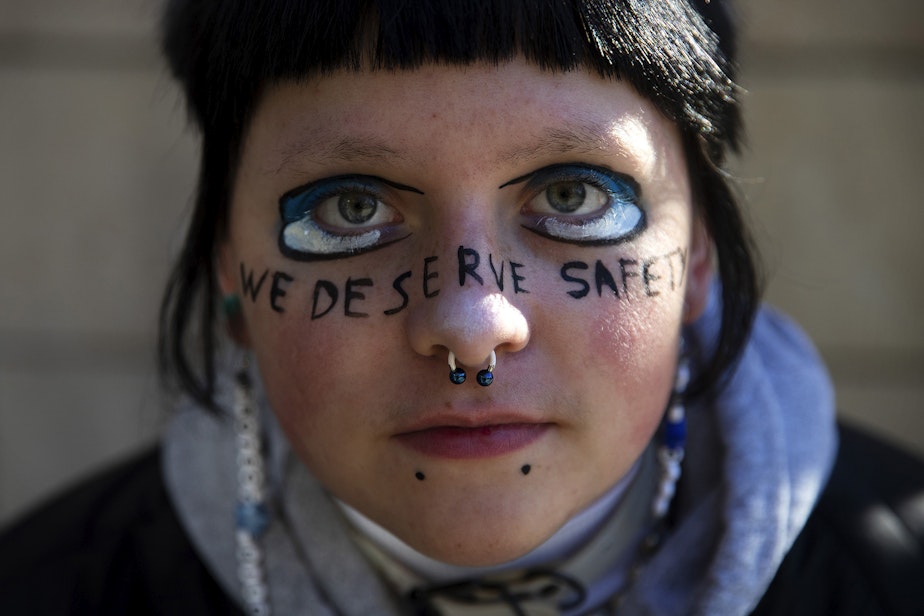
[[520, 164, 645, 245], [545, 181, 587, 213], [279, 175, 414, 260], [337, 193, 379, 224]]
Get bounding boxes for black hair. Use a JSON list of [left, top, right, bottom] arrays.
[[159, 0, 760, 411]]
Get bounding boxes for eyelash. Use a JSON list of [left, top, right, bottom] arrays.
[[516, 164, 646, 246]]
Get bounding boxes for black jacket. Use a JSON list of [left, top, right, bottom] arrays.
[[1, 424, 922, 615]]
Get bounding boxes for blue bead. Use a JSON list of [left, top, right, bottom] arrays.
[[664, 419, 686, 450], [236, 502, 270, 537], [450, 368, 466, 384], [476, 370, 494, 386]]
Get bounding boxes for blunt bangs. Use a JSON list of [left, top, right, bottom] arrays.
[[163, 0, 741, 156]]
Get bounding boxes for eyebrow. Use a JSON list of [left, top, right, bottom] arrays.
[[272, 118, 646, 178], [495, 121, 636, 167], [273, 133, 405, 175]]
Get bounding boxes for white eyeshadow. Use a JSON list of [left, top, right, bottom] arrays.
[[283, 220, 381, 254], [542, 205, 642, 241]]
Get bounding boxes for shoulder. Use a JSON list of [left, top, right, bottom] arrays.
[[753, 423, 924, 616], [0, 446, 240, 615]]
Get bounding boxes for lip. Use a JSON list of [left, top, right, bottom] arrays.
[[394, 421, 552, 459]]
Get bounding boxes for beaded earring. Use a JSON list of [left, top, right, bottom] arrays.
[[653, 349, 688, 518], [234, 362, 272, 615]]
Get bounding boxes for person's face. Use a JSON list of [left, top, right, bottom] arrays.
[[220, 59, 712, 566]]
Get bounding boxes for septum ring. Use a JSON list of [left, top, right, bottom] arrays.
[[448, 350, 496, 386]]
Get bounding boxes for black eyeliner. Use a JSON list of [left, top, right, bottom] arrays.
[[498, 162, 642, 198], [279, 173, 424, 205]]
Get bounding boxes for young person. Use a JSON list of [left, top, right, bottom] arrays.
[[2, 1, 922, 614]]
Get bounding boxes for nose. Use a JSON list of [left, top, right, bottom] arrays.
[[405, 266, 530, 371]]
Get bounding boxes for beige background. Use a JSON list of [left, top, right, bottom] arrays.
[[1, 0, 922, 525]]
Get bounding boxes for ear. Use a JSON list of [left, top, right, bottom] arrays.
[[682, 217, 714, 324], [216, 242, 251, 346]]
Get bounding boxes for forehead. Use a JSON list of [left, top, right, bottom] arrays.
[[242, 60, 681, 183]]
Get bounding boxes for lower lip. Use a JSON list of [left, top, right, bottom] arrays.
[[395, 423, 550, 459]]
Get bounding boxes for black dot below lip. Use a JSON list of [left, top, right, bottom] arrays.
[[521, 464, 532, 475]]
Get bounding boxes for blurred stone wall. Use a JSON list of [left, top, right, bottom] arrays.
[[734, 0, 924, 454], [0, 0, 196, 524], [1, 0, 922, 525]]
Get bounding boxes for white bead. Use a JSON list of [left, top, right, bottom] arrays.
[[675, 360, 690, 389], [659, 481, 676, 500], [653, 498, 669, 518], [668, 403, 684, 422], [667, 463, 682, 481]]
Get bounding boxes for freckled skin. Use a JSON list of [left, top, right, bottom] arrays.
[[220, 59, 712, 566]]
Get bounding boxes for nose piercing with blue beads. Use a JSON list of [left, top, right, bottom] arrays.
[[448, 350, 496, 387]]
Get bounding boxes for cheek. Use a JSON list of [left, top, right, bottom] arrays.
[[587, 296, 680, 376], [253, 328, 371, 487], [583, 290, 683, 440], [242, 279, 411, 466], [247, 313, 359, 440], [251, 319, 325, 426]]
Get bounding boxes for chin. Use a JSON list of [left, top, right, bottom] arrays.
[[412, 522, 554, 568], [388, 480, 574, 568]]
